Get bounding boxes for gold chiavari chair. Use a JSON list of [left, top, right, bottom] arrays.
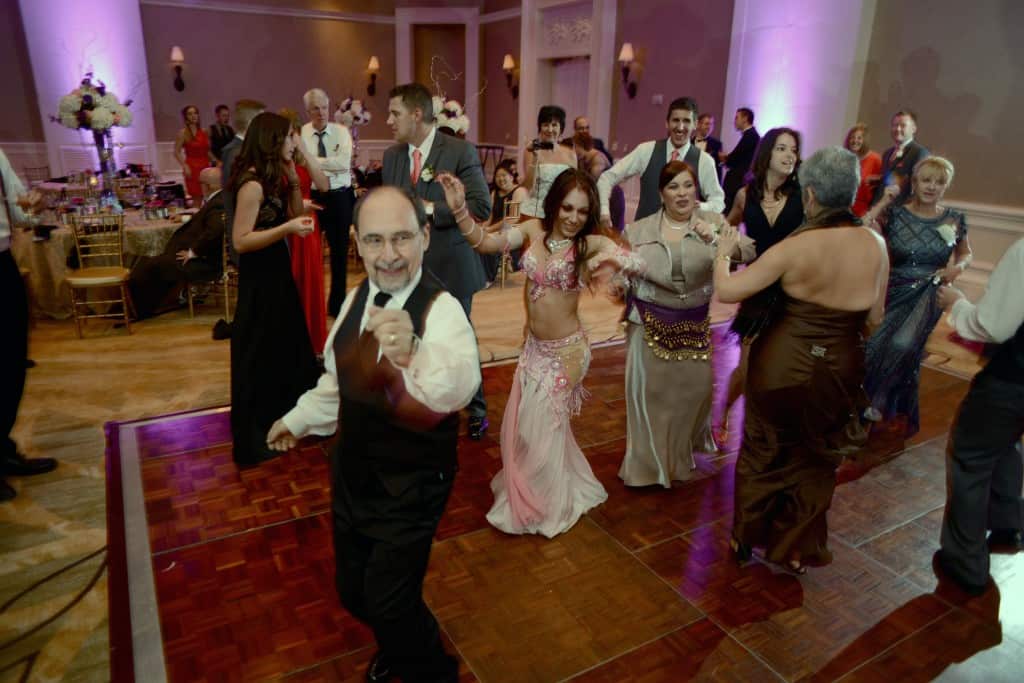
[[113, 177, 144, 202], [187, 231, 237, 320], [498, 199, 521, 288], [66, 214, 133, 337]]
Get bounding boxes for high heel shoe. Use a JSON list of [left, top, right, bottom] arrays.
[[729, 536, 752, 564], [783, 559, 806, 575]]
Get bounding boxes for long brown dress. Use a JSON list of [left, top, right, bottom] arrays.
[[733, 221, 869, 566]]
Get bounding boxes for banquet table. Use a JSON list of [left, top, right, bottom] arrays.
[[12, 211, 184, 319]]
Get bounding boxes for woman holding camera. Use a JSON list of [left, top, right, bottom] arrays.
[[520, 105, 578, 219]]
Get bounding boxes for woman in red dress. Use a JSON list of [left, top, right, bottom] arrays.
[[844, 123, 882, 216], [282, 110, 329, 351], [175, 105, 213, 200]]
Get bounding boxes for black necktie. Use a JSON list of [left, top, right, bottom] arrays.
[[360, 292, 393, 372], [373, 292, 392, 308], [316, 131, 327, 158]]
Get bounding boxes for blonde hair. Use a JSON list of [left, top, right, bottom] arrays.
[[913, 156, 954, 185]]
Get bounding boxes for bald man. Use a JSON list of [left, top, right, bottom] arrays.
[[269, 186, 479, 682], [129, 167, 227, 318]]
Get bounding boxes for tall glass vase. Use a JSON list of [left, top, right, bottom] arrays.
[[92, 129, 116, 187]]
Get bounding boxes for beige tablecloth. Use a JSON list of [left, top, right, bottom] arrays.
[[12, 211, 182, 319]]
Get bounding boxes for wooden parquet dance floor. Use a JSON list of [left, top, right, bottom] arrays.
[[105, 326, 1024, 682]]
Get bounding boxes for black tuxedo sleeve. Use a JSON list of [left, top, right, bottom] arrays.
[[191, 203, 227, 260], [431, 144, 491, 228], [725, 130, 758, 169]]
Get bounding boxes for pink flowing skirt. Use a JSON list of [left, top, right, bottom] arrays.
[[486, 329, 608, 538]]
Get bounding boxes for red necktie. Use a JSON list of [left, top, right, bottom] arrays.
[[411, 149, 422, 186], [671, 149, 680, 162]]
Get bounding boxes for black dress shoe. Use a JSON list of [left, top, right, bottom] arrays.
[[468, 416, 489, 440], [932, 550, 988, 597], [988, 529, 1024, 553], [365, 651, 394, 683], [0, 453, 57, 477], [26, 359, 36, 369], [0, 478, 15, 503]]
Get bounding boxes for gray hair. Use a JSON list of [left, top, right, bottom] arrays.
[[302, 88, 329, 109], [797, 146, 860, 209]]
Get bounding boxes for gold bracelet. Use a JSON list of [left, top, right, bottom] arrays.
[[715, 254, 733, 264]]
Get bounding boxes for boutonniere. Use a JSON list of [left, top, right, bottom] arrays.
[[935, 222, 957, 247], [420, 165, 435, 183]]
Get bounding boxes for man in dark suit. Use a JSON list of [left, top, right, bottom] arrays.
[[872, 109, 929, 206], [269, 187, 480, 683], [572, 116, 613, 164], [381, 82, 492, 439], [208, 104, 235, 163], [693, 113, 723, 177], [720, 107, 760, 214], [129, 168, 226, 319], [220, 99, 265, 267]]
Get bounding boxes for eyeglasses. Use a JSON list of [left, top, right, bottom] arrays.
[[360, 231, 420, 252]]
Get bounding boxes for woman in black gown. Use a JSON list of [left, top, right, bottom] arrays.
[[228, 112, 320, 465], [719, 128, 805, 442]]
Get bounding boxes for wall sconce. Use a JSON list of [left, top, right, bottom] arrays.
[[170, 46, 185, 92], [502, 54, 519, 99], [367, 55, 380, 96], [618, 42, 637, 99]]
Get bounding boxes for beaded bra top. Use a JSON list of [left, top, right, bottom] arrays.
[[520, 243, 584, 301]]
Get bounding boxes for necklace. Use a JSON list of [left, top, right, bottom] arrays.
[[662, 214, 692, 231], [546, 236, 572, 251]]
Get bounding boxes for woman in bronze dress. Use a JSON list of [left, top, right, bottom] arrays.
[[713, 147, 890, 573]]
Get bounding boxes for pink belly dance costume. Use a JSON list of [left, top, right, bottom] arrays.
[[486, 243, 609, 538]]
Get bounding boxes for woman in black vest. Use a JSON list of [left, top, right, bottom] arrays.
[[719, 127, 804, 445]]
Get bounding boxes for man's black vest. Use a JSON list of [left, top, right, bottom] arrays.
[[635, 139, 703, 221], [333, 275, 460, 478], [980, 319, 1024, 384]]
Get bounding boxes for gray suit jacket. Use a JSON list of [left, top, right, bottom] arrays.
[[382, 132, 491, 302]]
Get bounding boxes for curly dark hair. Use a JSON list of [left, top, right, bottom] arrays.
[[541, 168, 605, 281], [745, 127, 802, 202], [229, 111, 291, 200]]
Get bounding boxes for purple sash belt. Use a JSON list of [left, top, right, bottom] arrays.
[[629, 297, 712, 361]]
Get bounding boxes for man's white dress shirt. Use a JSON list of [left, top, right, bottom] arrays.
[[597, 139, 725, 217], [282, 268, 481, 438], [947, 238, 1024, 344], [301, 121, 353, 190]]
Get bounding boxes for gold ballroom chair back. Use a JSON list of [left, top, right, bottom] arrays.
[[66, 213, 134, 337]]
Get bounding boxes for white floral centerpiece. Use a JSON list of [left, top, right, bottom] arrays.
[[434, 96, 470, 137], [52, 71, 133, 174], [334, 96, 372, 159]]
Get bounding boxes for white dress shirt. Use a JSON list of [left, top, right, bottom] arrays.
[[597, 139, 725, 217], [282, 268, 482, 438], [407, 126, 438, 181], [301, 121, 353, 190], [947, 238, 1024, 344], [0, 149, 28, 250]]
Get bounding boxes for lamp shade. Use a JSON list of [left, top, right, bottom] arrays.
[[502, 54, 516, 72], [617, 42, 634, 64], [170, 45, 185, 64], [367, 55, 380, 73]]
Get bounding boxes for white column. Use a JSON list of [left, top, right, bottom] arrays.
[[18, 0, 158, 176], [721, 0, 877, 155]]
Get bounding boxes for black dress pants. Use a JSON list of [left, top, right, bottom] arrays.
[[332, 466, 458, 683], [313, 187, 355, 317], [1, 249, 27, 459], [940, 370, 1024, 586]]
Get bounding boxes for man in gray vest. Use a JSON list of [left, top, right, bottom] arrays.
[[934, 238, 1024, 595], [597, 96, 724, 229]]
